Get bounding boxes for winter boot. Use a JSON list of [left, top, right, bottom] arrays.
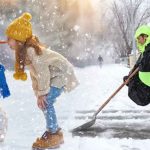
[[32, 130, 64, 149]]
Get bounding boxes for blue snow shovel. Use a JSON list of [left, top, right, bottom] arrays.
[[72, 67, 139, 132]]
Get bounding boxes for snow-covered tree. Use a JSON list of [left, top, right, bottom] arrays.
[[110, 0, 150, 57]]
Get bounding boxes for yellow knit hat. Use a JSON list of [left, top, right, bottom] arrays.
[[6, 12, 32, 42], [6, 12, 32, 81]]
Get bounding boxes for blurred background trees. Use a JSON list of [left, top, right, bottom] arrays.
[[0, 0, 150, 69], [110, 0, 150, 57]]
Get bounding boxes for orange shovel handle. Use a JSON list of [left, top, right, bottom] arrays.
[[0, 41, 7, 44]]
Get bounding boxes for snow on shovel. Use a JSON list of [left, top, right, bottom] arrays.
[[72, 67, 139, 132]]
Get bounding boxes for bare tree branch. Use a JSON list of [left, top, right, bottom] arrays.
[[110, 0, 150, 57]]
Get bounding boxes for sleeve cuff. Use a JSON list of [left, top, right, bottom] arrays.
[[37, 88, 50, 96]]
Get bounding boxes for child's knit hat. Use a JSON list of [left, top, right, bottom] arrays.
[[5, 12, 33, 81], [5, 12, 32, 42]]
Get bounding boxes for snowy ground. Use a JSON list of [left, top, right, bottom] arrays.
[[1, 64, 150, 150]]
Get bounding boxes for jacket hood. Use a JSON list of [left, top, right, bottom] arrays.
[[135, 25, 150, 53]]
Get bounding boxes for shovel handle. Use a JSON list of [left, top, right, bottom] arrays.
[[94, 67, 139, 117], [0, 41, 7, 44]]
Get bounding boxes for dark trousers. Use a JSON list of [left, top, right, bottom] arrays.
[[128, 74, 150, 106]]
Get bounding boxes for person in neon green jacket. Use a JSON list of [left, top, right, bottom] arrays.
[[124, 25, 150, 106], [135, 25, 150, 86]]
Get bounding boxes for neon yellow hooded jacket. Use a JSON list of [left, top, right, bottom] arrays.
[[135, 25, 150, 86]]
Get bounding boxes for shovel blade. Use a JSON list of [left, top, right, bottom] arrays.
[[72, 117, 96, 132]]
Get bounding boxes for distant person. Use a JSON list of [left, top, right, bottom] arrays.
[[5, 12, 79, 149], [123, 25, 150, 106], [98, 55, 103, 67]]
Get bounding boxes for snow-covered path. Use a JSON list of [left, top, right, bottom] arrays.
[[1, 64, 150, 150]]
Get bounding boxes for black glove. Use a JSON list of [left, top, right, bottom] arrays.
[[123, 75, 129, 86], [123, 76, 128, 82]]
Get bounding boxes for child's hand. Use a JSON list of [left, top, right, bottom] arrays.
[[37, 95, 47, 109]]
